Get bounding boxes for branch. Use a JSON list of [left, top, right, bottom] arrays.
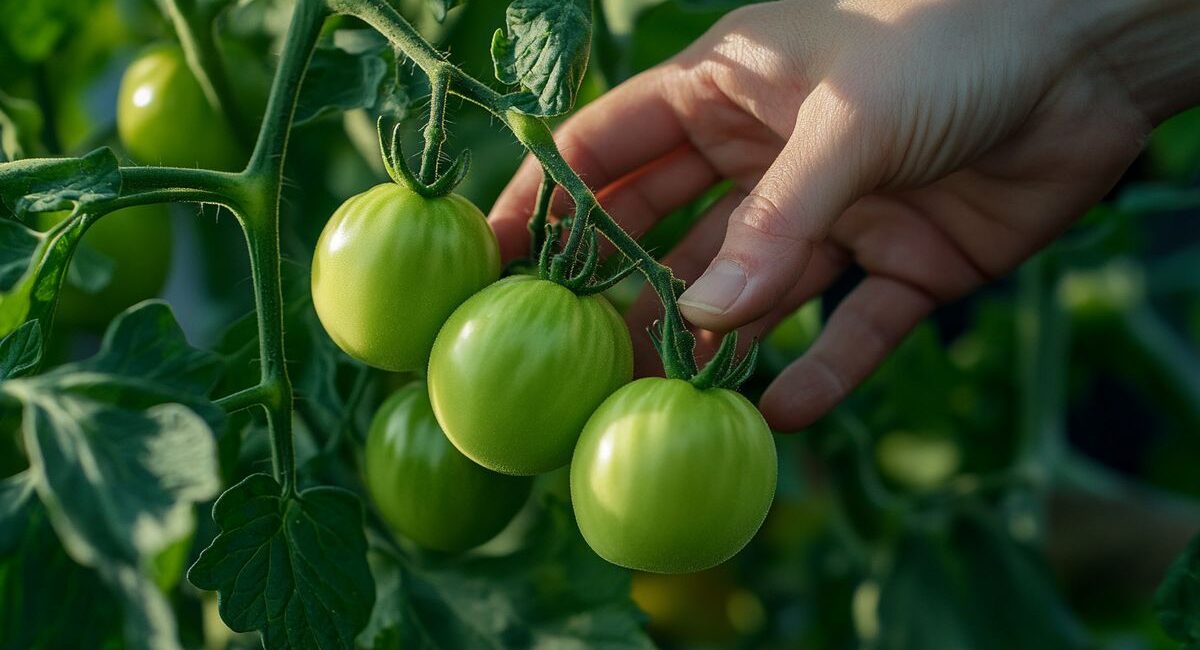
[[332, 0, 700, 378]]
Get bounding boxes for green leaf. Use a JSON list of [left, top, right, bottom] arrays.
[[359, 499, 653, 649], [0, 147, 121, 217], [428, 0, 465, 22], [1156, 533, 1200, 645], [873, 511, 1091, 650], [0, 302, 224, 650], [0, 91, 45, 161], [0, 498, 125, 649], [0, 318, 40, 378], [0, 212, 41, 288], [189, 473, 376, 650], [491, 0, 592, 116], [0, 0, 99, 62], [296, 30, 413, 127], [0, 472, 37, 554]]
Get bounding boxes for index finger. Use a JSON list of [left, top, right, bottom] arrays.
[[488, 68, 691, 260]]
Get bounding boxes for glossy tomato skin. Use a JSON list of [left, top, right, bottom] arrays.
[[428, 275, 633, 476], [39, 205, 173, 329], [312, 183, 500, 371], [365, 383, 533, 553], [117, 44, 243, 171], [571, 378, 777, 574]]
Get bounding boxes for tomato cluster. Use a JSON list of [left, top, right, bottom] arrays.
[[315, 182, 780, 572]]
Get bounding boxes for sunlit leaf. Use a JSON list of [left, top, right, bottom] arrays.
[[189, 473, 376, 650], [491, 0, 592, 116]]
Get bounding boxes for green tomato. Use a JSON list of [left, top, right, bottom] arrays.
[[117, 44, 249, 171], [571, 378, 777, 574], [39, 205, 173, 330], [365, 382, 532, 553], [874, 430, 961, 492], [428, 275, 632, 475], [312, 183, 500, 371]]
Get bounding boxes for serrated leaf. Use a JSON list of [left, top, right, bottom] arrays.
[[427, 0, 465, 22], [0, 318, 40, 378], [296, 31, 412, 127], [0, 148, 121, 217], [84, 301, 223, 395], [490, 0, 592, 116], [1157, 533, 1200, 644], [359, 499, 653, 650], [0, 302, 223, 650], [189, 473, 375, 650]]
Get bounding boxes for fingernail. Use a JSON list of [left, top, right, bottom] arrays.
[[678, 260, 746, 315]]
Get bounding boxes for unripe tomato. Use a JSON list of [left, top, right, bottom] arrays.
[[312, 183, 500, 371], [39, 205, 173, 330], [117, 43, 263, 171], [428, 275, 632, 475], [571, 378, 777, 573], [365, 383, 532, 553]]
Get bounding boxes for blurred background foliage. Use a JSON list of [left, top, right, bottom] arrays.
[[2, 0, 1200, 648]]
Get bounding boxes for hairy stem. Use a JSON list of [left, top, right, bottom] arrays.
[[161, 0, 250, 142], [332, 0, 698, 376], [232, 0, 326, 494], [420, 68, 451, 185]]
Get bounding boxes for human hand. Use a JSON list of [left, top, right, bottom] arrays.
[[488, 0, 1200, 431]]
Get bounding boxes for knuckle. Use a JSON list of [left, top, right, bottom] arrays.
[[733, 194, 811, 247]]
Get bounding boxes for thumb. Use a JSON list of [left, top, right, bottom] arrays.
[[678, 88, 872, 331]]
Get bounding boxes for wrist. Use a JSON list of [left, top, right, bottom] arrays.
[[1060, 0, 1200, 123]]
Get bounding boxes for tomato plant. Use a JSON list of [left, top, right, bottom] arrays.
[[428, 274, 633, 475], [2, 0, 1200, 649], [313, 182, 499, 371], [571, 377, 777, 573], [365, 382, 531, 553]]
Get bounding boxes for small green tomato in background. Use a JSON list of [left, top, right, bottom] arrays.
[[312, 183, 499, 371], [117, 43, 264, 171], [428, 275, 633, 476], [571, 377, 777, 574], [874, 430, 961, 493], [38, 205, 173, 330], [365, 383, 532, 553]]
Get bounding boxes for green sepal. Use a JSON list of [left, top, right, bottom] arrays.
[[376, 118, 469, 198]]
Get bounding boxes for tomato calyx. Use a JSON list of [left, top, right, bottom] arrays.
[[378, 119, 470, 199], [536, 223, 639, 295], [650, 318, 759, 390]]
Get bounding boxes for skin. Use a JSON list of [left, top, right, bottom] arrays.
[[365, 383, 532, 553], [39, 205, 173, 330], [312, 183, 500, 372], [488, 0, 1200, 432], [427, 275, 632, 476], [571, 377, 777, 574]]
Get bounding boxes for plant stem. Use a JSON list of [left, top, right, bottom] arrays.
[[229, 0, 326, 495], [329, 0, 698, 374], [161, 0, 249, 142], [420, 68, 450, 185], [529, 176, 554, 259]]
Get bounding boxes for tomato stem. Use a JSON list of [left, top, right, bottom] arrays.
[[420, 68, 451, 186], [162, 0, 252, 146]]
